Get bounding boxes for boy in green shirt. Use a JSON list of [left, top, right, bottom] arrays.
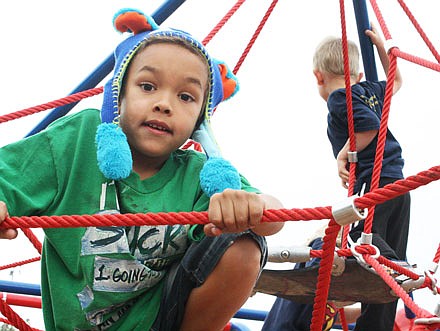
[[0, 9, 283, 331]]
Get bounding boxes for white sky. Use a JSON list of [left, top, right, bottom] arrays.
[[0, 1, 440, 330]]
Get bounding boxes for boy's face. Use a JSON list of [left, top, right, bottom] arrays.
[[119, 42, 208, 169]]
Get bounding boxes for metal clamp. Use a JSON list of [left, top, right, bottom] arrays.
[[332, 195, 368, 226], [347, 151, 358, 163], [348, 234, 380, 268], [268, 245, 311, 263], [414, 316, 440, 325], [394, 273, 425, 294], [359, 232, 373, 245], [428, 262, 438, 274]]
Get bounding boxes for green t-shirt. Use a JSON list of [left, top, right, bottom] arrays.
[[0, 109, 259, 330]]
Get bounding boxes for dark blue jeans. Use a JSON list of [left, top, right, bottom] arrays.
[[351, 177, 411, 331], [151, 231, 267, 331]]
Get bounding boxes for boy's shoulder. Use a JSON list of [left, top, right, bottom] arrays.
[[351, 80, 387, 98], [355, 80, 386, 90], [328, 80, 387, 105], [47, 108, 100, 129]]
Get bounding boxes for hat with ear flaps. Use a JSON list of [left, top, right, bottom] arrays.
[[96, 8, 241, 197]]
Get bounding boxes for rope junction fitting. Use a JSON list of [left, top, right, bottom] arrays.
[[332, 195, 368, 226]]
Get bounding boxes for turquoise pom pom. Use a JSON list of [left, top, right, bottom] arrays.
[[96, 123, 132, 180], [200, 157, 241, 197]]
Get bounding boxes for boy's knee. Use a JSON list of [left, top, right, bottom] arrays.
[[223, 236, 262, 273]]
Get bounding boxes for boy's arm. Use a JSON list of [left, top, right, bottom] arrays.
[[365, 23, 402, 94], [0, 201, 18, 239], [205, 190, 284, 237], [337, 130, 378, 189]]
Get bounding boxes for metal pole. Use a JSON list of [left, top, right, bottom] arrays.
[[0, 280, 41, 296], [352, 0, 378, 81]]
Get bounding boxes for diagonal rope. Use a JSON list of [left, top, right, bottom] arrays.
[[0, 87, 103, 124], [202, 0, 246, 46], [364, 254, 439, 326], [232, 0, 278, 75], [363, 55, 397, 233], [396, 0, 440, 63], [0, 299, 40, 331]]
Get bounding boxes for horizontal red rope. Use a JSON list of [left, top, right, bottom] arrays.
[[355, 165, 440, 209], [0, 207, 331, 229], [0, 256, 41, 271], [0, 87, 103, 124], [2, 165, 439, 230]]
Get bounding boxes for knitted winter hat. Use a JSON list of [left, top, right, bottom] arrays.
[[96, 8, 241, 197]]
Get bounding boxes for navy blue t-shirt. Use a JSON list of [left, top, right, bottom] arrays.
[[326, 80, 404, 192]]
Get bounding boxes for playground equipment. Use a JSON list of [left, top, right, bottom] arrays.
[[0, 1, 440, 330]]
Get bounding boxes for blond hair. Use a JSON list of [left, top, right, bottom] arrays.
[[313, 37, 360, 79]]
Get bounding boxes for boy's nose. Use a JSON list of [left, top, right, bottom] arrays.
[[153, 102, 171, 114]]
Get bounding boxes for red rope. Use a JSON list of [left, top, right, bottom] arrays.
[[377, 256, 420, 280], [0, 299, 40, 331], [339, 0, 357, 254], [364, 255, 439, 327], [0, 207, 328, 229], [312, 1, 356, 328], [0, 228, 44, 270], [354, 165, 440, 209], [1, 1, 440, 329], [369, 0, 392, 40], [370, 0, 440, 72], [232, 0, 278, 75], [396, 0, 440, 63], [362, 55, 397, 233], [0, 257, 40, 271], [0, 164, 438, 230], [0, 87, 103, 124], [310, 220, 340, 331], [433, 244, 440, 265], [339, 0, 356, 193], [338, 308, 349, 331], [21, 229, 42, 254], [202, 0, 246, 46], [392, 48, 440, 72]]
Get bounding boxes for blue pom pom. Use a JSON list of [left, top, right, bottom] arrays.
[[96, 123, 132, 180], [200, 157, 241, 197]]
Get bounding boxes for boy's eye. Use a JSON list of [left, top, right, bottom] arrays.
[[140, 83, 155, 91], [180, 93, 195, 102]]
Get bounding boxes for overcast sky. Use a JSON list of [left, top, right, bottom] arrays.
[[0, 1, 439, 329]]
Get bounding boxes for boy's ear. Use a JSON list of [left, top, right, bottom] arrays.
[[357, 72, 364, 83], [313, 69, 324, 86]]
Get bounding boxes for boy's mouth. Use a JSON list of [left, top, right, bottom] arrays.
[[143, 121, 171, 133]]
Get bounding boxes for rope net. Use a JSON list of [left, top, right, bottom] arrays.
[[0, 0, 439, 330]]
